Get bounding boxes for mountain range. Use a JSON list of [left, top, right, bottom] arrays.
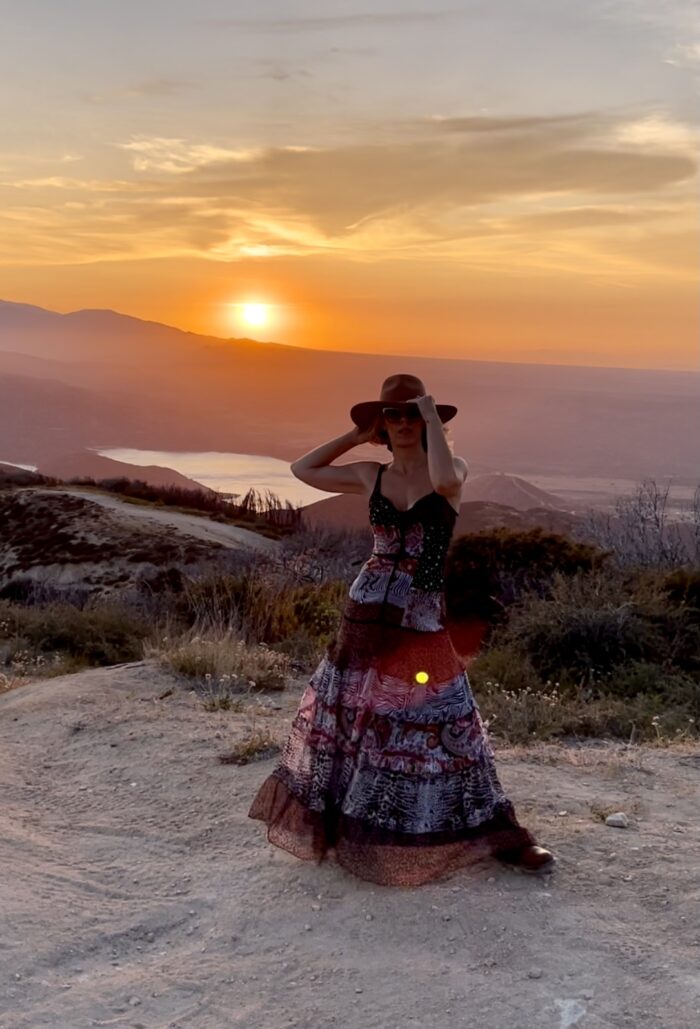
[[1, 299, 698, 482]]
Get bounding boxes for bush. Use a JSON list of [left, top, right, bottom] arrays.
[[0, 598, 148, 666], [474, 677, 698, 744], [445, 527, 608, 623], [174, 570, 346, 649], [146, 629, 291, 691], [492, 568, 673, 683]]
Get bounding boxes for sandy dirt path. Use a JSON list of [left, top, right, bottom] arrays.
[[30, 488, 279, 555], [1, 662, 699, 1028]]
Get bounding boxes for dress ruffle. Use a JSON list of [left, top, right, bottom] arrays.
[[248, 773, 535, 888]]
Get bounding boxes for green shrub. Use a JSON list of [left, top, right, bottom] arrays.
[[494, 568, 669, 682], [445, 527, 608, 621]]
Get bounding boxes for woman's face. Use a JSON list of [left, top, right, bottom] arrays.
[[381, 406, 425, 445]]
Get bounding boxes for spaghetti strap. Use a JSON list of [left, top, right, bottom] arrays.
[[371, 462, 387, 496]]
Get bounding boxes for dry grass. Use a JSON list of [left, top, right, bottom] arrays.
[[218, 728, 280, 765], [496, 739, 654, 771], [0, 670, 28, 694], [144, 626, 291, 692], [475, 677, 699, 745]]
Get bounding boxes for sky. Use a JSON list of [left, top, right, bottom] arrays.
[[1, 0, 698, 369]]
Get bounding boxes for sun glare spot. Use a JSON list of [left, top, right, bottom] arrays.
[[241, 303, 267, 327]]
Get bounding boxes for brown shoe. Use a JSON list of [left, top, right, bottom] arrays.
[[498, 845, 556, 873]]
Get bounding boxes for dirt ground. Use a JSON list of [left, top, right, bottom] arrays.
[[1, 661, 699, 1029]]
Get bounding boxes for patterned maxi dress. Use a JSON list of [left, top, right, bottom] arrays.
[[248, 462, 537, 887]]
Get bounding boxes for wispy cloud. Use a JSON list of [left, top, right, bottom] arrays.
[[80, 78, 197, 105], [116, 138, 265, 173], [204, 9, 465, 32], [1, 109, 696, 278], [2, 176, 151, 192]]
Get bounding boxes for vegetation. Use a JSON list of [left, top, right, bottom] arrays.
[[2, 476, 699, 745], [65, 476, 303, 538]]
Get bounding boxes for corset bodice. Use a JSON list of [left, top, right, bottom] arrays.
[[368, 462, 457, 593]]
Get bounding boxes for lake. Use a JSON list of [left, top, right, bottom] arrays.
[[96, 448, 335, 508]]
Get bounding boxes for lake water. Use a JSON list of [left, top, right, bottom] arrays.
[[96, 448, 335, 508]]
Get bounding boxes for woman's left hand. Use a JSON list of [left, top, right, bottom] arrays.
[[408, 394, 438, 420]]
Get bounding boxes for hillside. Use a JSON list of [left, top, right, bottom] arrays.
[[0, 488, 277, 600], [36, 451, 217, 494], [1, 661, 699, 1028]]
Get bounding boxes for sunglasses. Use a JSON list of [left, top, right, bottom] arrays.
[[382, 405, 422, 424]]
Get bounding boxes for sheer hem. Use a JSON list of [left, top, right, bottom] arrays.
[[248, 772, 537, 888]]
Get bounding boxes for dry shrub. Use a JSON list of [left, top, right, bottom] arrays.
[[474, 677, 699, 745], [145, 627, 291, 691], [218, 729, 280, 765], [0, 598, 148, 667]]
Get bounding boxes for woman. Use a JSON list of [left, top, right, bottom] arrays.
[[248, 373, 555, 886]]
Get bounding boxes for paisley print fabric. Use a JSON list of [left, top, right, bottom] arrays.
[[248, 462, 536, 886]]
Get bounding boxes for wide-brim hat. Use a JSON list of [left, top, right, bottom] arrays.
[[350, 373, 458, 429]]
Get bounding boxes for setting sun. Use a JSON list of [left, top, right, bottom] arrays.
[[241, 303, 268, 327]]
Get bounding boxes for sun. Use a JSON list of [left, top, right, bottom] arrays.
[[241, 303, 268, 327]]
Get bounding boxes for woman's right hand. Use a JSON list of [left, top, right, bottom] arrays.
[[351, 421, 379, 446]]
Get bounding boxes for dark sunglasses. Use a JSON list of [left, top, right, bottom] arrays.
[[382, 405, 422, 424], [382, 399, 422, 419]]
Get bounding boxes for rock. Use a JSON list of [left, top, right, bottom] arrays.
[[527, 968, 543, 979], [605, 812, 629, 828]]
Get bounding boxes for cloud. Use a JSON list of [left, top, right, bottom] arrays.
[[80, 78, 197, 105], [251, 65, 314, 82], [204, 9, 465, 32], [1, 108, 696, 277], [2, 177, 151, 192], [115, 138, 265, 173]]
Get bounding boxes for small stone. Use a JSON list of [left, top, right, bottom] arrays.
[[527, 969, 543, 979], [304, 924, 312, 931], [129, 997, 142, 1007], [605, 812, 629, 828], [355, 987, 363, 994], [311, 903, 321, 911], [557, 810, 568, 816], [365, 913, 373, 921]]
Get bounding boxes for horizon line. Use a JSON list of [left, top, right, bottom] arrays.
[[1, 296, 698, 376]]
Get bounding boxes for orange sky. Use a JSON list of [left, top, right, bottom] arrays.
[[1, 4, 698, 370]]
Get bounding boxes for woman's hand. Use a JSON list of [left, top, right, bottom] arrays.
[[407, 394, 439, 422], [350, 421, 376, 446]]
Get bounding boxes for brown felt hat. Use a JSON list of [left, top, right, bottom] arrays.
[[350, 373, 457, 429]]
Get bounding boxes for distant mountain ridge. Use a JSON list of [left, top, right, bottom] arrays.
[[2, 298, 698, 482], [299, 472, 581, 536], [36, 452, 216, 494]]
